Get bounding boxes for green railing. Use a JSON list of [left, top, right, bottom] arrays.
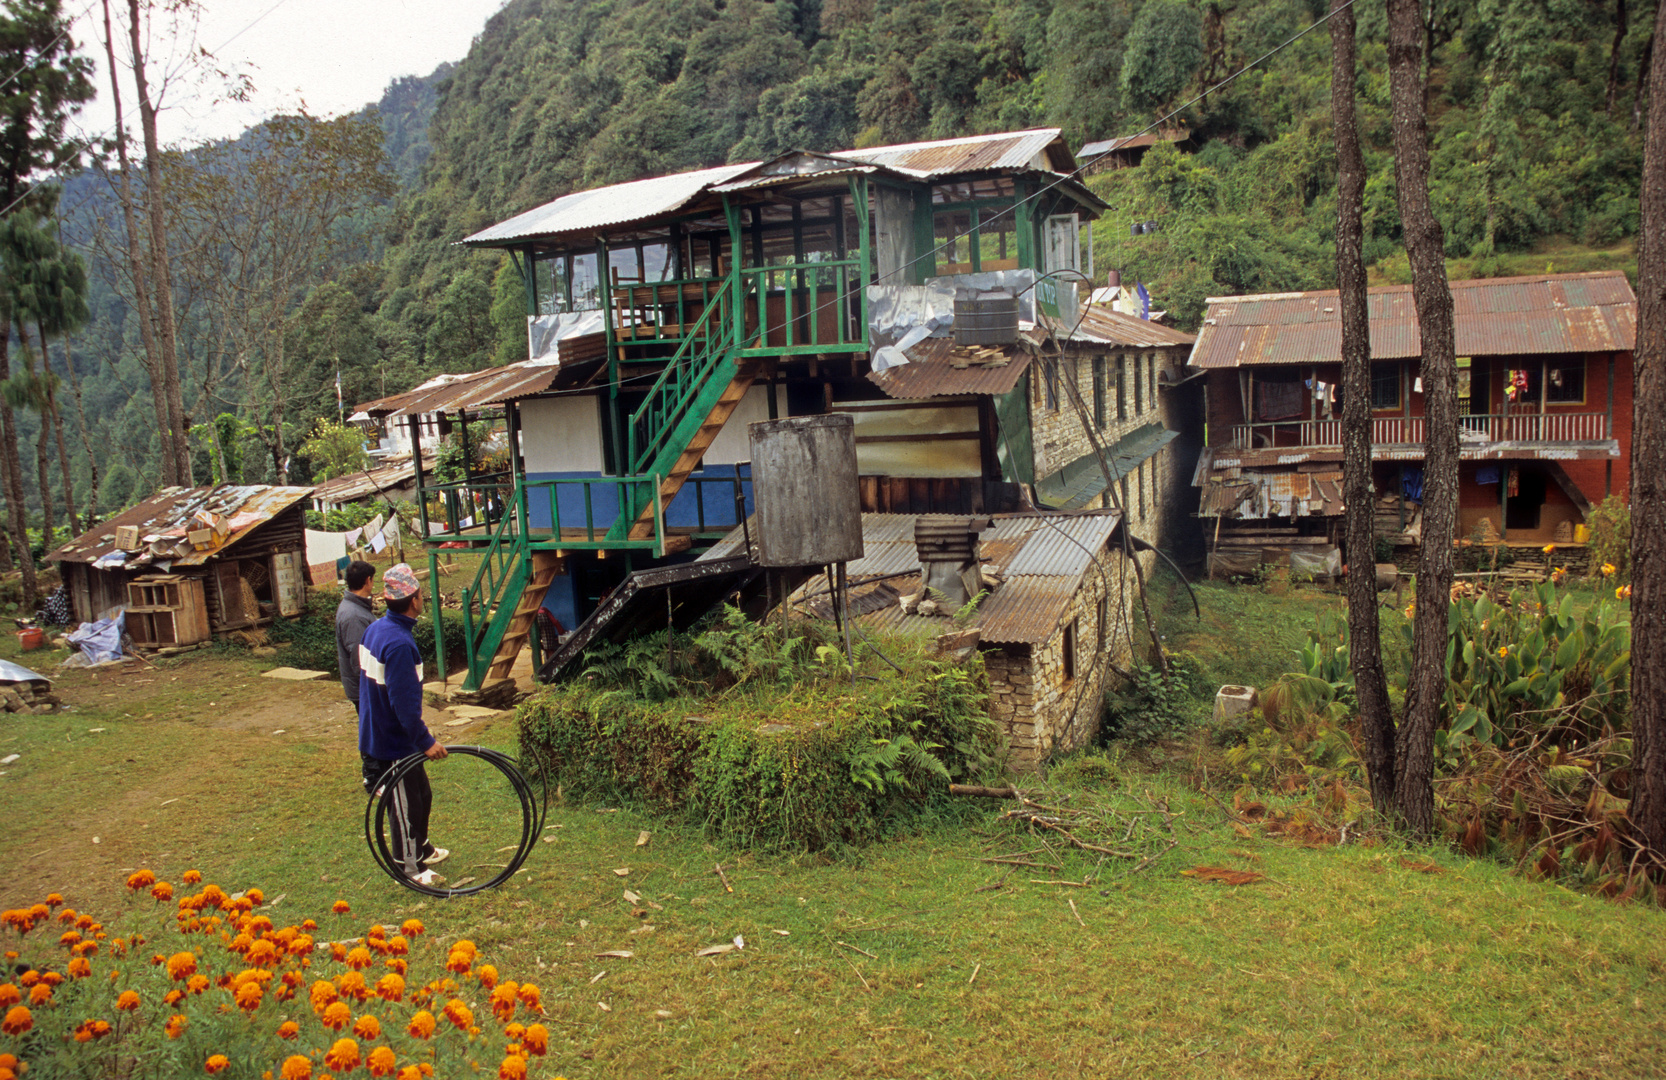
[[626, 290, 740, 476], [609, 276, 728, 345], [520, 474, 670, 551], [457, 500, 530, 689], [736, 257, 866, 355], [422, 475, 513, 541]]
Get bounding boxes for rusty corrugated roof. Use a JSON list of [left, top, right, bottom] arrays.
[[1078, 128, 1189, 158], [311, 454, 437, 505], [356, 354, 605, 418], [867, 343, 1035, 399], [840, 129, 1076, 178], [48, 485, 312, 566], [460, 162, 757, 247], [1191, 272, 1636, 369], [1064, 306, 1196, 349]]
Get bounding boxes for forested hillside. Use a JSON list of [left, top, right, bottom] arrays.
[[30, 0, 1659, 527]]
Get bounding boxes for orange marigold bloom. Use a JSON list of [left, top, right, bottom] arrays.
[[385, 936, 408, 957], [365, 1046, 397, 1078], [40, 971, 63, 986], [397, 1068, 421, 1080], [516, 983, 541, 1012], [44, 893, 63, 907], [498, 1055, 527, 1080], [126, 870, 155, 892], [301, 919, 318, 931], [522, 1023, 548, 1056], [367, 924, 386, 941], [164, 989, 184, 1006], [247, 940, 278, 967], [406, 1010, 436, 1039], [151, 883, 174, 903], [345, 947, 371, 970], [56, 909, 76, 923], [324, 1038, 360, 1072], [27, 985, 49, 1007], [91, 1019, 112, 1037], [444, 951, 471, 975], [331, 901, 350, 915], [375, 973, 404, 1002], [337, 971, 368, 1002], [245, 888, 264, 905], [441, 999, 472, 1030], [205, 1055, 230, 1075], [72, 941, 97, 957], [67, 958, 91, 979], [489, 982, 518, 1022], [116, 990, 140, 1011], [0, 986, 15, 1008], [280, 1055, 312, 1080], [278, 1020, 300, 1039], [311, 980, 339, 1009], [0, 1067, 15, 1080], [353, 1015, 380, 1040], [476, 964, 498, 990], [183, 870, 202, 884], [60, 930, 81, 947], [321, 1001, 352, 1031], [167, 952, 197, 981], [399, 919, 424, 939], [383, 958, 407, 976], [1, 1007, 31, 1035], [230, 933, 254, 955], [15, 974, 35, 990], [186, 974, 209, 995], [289, 934, 315, 957], [165, 1014, 187, 1039], [331, 943, 348, 963], [235, 982, 262, 1012], [73, 914, 93, 930], [503, 1022, 525, 1040]]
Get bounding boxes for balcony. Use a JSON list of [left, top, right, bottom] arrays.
[[1228, 412, 1612, 452]]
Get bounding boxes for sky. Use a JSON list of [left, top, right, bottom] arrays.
[[67, 0, 510, 149]]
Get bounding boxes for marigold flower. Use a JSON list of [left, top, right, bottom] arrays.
[[247, 940, 278, 967], [443, 998, 473, 1030], [235, 982, 263, 1012], [67, 958, 91, 979], [498, 1055, 528, 1080], [151, 882, 174, 902], [1497, 646, 1509, 658], [399, 919, 424, 939], [1, 1007, 31, 1035], [375, 973, 404, 1002], [116, 989, 140, 1011], [444, 951, 470, 975], [166, 1014, 187, 1039], [322, 1001, 352, 1031], [91, 1018, 111, 1037], [384, 958, 407, 976], [183, 870, 202, 884], [165, 988, 185, 1006], [281, 1055, 312, 1080], [186, 974, 209, 995], [72, 941, 97, 957], [56, 909, 76, 924], [126, 870, 156, 892], [385, 935, 409, 957], [311, 980, 339, 1008], [331, 943, 349, 963], [338, 971, 368, 1002], [0, 1066, 14, 1080], [346, 947, 372, 970], [331, 901, 351, 915], [407, 1010, 436, 1039], [366, 1046, 397, 1078], [201, 886, 226, 909], [397, 1068, 421, 1080], [245, 888, 264, 905], [205, 1055, 231, 1075], [1619, 584, 1633, 600], [353, 1014, 381, 1040], [301, 919, 318, 931], [59, 930, 82, 947], [476, 964, 498, 990], [74, 914, 92, 930], [167, 952, 197, 981], [489, 981, 518, 1022], [324, 1038, 360, 1072], [522, 1022, 548, 1055], [40, 970, 62, 987], [26, 985, 49, 1007], [1602, 562, 1617, 576], [0, 987, 15, 1008], [516, 983, 541, 1012], [289, 934, 315, 957]]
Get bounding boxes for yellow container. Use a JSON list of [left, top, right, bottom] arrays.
[[1574, 524, 1591, 544]]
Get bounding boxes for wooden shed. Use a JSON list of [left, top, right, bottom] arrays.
[[47, 485, 314, 642]]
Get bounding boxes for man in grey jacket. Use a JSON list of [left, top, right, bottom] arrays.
[[336, 560, 378, 709]]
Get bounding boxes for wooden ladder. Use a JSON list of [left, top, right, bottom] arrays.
[[483, 550, 565, 683], [627, 362, 758, 540]]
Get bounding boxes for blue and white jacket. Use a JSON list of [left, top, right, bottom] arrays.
[[357, 611, 434, 761]]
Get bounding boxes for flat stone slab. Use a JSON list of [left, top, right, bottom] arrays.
[[260, 667, 329, 681], [448, 705, 505, 720]]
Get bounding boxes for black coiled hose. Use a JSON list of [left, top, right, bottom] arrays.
[[362, 745, 545, 897]]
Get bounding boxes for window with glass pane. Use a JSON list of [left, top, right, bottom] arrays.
[[1370, 362, 1400, 409], [1093, 357, 1107, 428], [1134, 357, 1144, 414], [1528, 362, 1586, 404], [570, 252, 601, 311], [533, 254, 566, 315], [1117, 356, 1126, 420]]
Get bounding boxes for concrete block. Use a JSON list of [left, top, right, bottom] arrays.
[[1213, 684, 1258, 723]]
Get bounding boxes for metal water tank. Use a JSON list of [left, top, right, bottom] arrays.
[[747, 414, 865, 567]]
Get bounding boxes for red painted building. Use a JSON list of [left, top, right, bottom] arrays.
[[1188, 272, 1634, 550]]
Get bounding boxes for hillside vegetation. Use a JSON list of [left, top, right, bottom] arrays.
[[36, 0, 1656, 511]]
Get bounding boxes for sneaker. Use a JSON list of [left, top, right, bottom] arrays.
[[423, 845, 450, 867], [410, 868, 446, 887]]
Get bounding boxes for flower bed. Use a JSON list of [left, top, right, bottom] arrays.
[[0, 872, 565, 1079]]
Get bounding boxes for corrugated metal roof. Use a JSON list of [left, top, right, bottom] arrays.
[[311, 454, 436, 505], [1035, 425, 1179, 511], [49, 485, 312, 567], [867, 343, 1035, 399], [1064, 306, 1196, 349], [1002, 513, 1120, 576], [355, 354, 604, 418], [1078, 129, 1188, 158], [839, 129, 1074, 179], [460, 162, 757, 247], [1191, 272, 1637, 368]]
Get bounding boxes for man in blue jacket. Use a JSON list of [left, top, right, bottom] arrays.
[[358, 563, 449, 886]]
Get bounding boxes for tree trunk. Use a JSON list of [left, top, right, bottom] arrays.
[[1606, 0, 1629, 116], [1332, 0, 1396, 813], [127, 0, 192, 487], [0, 335, 38, 609], [1387, 0, 1459, 840], [101, 0, 174, 489], [65, 334, 98, 524], [1628, 0, 1666, 856], [16, 322, 53, 556]]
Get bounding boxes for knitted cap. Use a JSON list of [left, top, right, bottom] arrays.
[[382, 563, 420, 601]]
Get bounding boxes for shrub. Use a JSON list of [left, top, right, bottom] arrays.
[[516, 607, 997, 852], [1101, 653, 1207, 745], [1583, 495, 1629, 582]]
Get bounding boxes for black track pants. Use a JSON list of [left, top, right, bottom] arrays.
[[362, 754, 432, 877]]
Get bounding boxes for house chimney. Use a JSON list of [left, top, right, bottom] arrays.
[[914, 515, 990, 608], [1105, 268, 1121, 289]]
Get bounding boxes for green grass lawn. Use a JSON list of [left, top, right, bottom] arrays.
[[1, 599, 1662, 1078]]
